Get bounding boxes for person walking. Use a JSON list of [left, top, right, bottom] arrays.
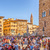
[[30, 43, 33, 50], [27, 44, 30, 50], [48, 42, 50, 50], [22, 47, 25, 50], [18, 46, 21, 50], [14, 43, 18, 50]]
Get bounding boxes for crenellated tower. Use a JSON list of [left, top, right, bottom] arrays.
[[39, 0, 50, 36]]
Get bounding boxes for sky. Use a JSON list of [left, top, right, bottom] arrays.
[[0, 0, 39, 25]]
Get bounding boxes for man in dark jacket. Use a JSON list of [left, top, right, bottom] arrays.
[[48, 40, 50, 50]]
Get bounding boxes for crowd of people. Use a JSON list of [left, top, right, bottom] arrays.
[[0, 36, 50, 50]]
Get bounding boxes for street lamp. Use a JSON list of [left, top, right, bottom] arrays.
[[42, 27, 45, 36], [32, 31, 35, 36]]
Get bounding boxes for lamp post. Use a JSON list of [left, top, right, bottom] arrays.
[[27, 25, 29, 36], [32, 31, 35, 36], [42, 27, 45, 36]]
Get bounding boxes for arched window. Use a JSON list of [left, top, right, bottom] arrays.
[[49, 10, 50, 15], [44, 21, 46, 27], [42, 11, 46, 17]]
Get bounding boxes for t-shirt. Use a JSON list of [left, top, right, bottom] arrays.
[[0, 47, 2, 50], [27, 48, 30, 50], [30, 45, 33, 50], [14, 45, 18, 50], [3, 44, 5, 46]]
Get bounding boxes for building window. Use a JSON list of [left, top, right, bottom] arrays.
[[0, 28, 2, 30], [16, 22, 17, 24], [0, 33, 1, 36], [16, 25, 17, 27], [0, 21, 1, 23], [42, 12, 46, 17], [14, 22, 15, 24], [13, 25, 15, 27], [44, 21, 46, 27], [8, 22, 10, 24], [0, 25, 2, 27], [49, 10, 50, 15], [43, 3, 45, 6], [11, 29, 15, 32], [9, 29, 10, 31], [0, 28, 2, 32], [4, 30, 5, 31], [6, 30, 7, 31]]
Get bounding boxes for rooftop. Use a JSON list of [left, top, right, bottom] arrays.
[[0, 16, 4, 18]]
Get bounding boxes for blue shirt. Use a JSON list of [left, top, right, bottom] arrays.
[[30, 45, 33, 50], [14, 45, 18, 50]]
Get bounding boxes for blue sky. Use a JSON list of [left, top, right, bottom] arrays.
[[0, 0, 39, 25]]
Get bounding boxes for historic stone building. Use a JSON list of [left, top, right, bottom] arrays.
[[3, 14, 39, 36], [0, 16, 4, 36], [16, 19, 27, 35], [3, 18, 17, 35], [3, 18, 27, 35], [27, 14, 39, 34], [39, 0, 50, 36]]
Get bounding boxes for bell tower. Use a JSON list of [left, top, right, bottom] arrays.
[[30, 13, 33, 24]]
